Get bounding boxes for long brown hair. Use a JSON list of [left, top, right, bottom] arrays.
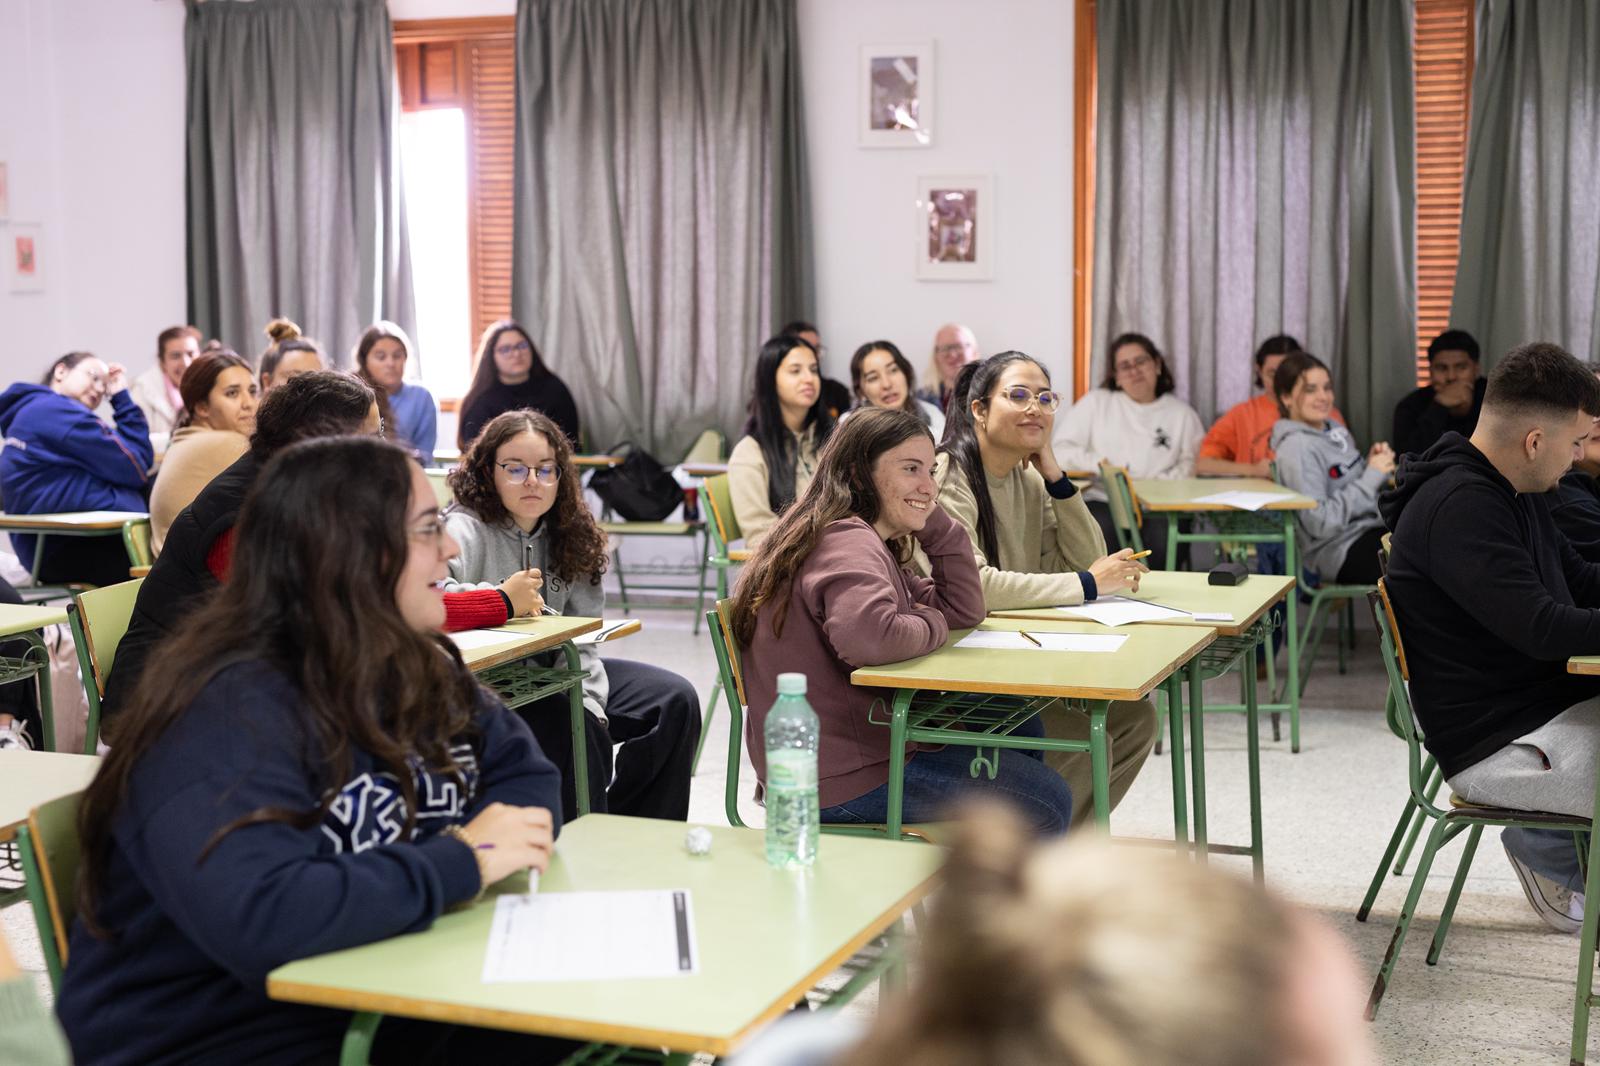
[[77, 437, 482, 934], [446, 409, 608, 584], [173, 349, 253, 431], [457, 321, 549, 449], [729, 408, 932, 647], [353, 321, 412, 443]]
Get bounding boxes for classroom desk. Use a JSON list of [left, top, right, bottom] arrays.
[[267, 814, 941, 1064], [573, 454, 623, 469], [0, 603, 68, 751], [0, 511, 149, 587], [680, 461, 729, 478], [992, 571, 1296, 878], [0, 750, 99, 844], [851, 617, 1215, 838], [455, 616, 601, 814], [1131, 478, 1315, 752]]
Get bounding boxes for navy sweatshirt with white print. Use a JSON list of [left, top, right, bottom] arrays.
[[57, 659, 561, 1066]]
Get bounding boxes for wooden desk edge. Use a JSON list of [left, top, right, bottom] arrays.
[[1569, 658, 1600, 676], [1135, 499, 1316, 513], [465, 619, 603, 671], [990, 575, 1296, 637], [267, 867, 940, 1057], [0, 517, 144, 530]]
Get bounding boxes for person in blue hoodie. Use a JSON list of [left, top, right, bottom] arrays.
[[0, 351, 153, 586], [58, 436, 573, 1066], [1267, 351, 1395, 586]]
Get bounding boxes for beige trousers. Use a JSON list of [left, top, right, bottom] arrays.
[[1040, 698, 1160, 828]]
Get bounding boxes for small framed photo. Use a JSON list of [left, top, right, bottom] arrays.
[[915, 176, 992, 281], [860, 43, 934, 148], [8, 223, 44, 293]]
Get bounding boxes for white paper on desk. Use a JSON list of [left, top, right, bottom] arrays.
[[449, 630, 520, 652], [955, 630, 1128, 653], [1187, 490, 1293, 511], [1054, 596, 1191, 626], [1191, 612, 1236, 623], [482, 890, 698, 982], [572, 621, 630, 645]]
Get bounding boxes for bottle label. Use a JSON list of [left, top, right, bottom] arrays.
[[766, 749, 817, 791]]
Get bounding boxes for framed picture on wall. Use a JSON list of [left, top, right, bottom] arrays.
[[915, 176, 992, 281], [860, 43, 934, 147], [8, 223, 44, 293]]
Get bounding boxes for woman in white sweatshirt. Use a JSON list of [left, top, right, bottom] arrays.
[[1055, 332, 1204, 567]]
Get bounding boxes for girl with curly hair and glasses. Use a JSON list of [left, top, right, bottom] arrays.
[[444, 409, 700, 823]]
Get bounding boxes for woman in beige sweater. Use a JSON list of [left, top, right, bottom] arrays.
[[728, 332, 836, 547], [927, 352, 1157, 827], [148, 351, 257, 552]]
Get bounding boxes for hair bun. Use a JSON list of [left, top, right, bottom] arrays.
[[264, 317, 302, 343]]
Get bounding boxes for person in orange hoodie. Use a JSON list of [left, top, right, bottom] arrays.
[[1197, 334, 1344, 478]]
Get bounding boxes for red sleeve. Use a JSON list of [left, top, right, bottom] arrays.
[[444, 589, 511, 633], [205, 528, 236, 581]]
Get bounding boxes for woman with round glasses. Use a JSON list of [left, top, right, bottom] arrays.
[[444, 409, 700, 823], [1054, 332, 1204, 568], [458, 320, 581, 452], [924, 352, 1156, 828], [844, 339, 946, 440]]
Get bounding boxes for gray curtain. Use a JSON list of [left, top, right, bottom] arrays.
[[1092, 0, 1415, 445], [1451, 0, 1600, 366], [186, 0, 415, 368], [513, 0, 813, 459]]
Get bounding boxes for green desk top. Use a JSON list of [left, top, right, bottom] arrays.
[[850, 617, 1215, 701], [0, 602, 69, 637], [268, 814, 941, 1056], [0, 510, 148, 530], [1569, 657, 1600, 676], [1130, 478, 1314, 512], [0, 750, 100, 843], [451, 616, 601, 672], [991, 571, 1296, 637]]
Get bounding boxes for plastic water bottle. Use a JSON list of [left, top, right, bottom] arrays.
[[764, 673, 819, 869]]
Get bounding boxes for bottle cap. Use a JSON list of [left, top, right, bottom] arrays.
[[777, 672, 807, 695]]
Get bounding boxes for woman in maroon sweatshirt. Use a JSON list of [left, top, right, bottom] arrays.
[[731, 408, 1073, 833]]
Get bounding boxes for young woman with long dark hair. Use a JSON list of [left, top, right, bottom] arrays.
[[457, 320, 580, 450], [355, 321, 438, 461], [444, 410, 700, 822], [147, 349, 258, 553], [928, 353, 1156, 827], [727, 333, 837, 547], [59, 436, 572, 1065], [845, 339, 945, 440], [0, 351, 153, 587], [732, 407, 1072, 833]]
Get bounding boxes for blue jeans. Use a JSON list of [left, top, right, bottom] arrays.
[[818, 716, 1073, 835], [1503, 828, 1589, 893]]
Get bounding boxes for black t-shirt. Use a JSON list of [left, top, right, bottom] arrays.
[[458, 374, 581, 451]]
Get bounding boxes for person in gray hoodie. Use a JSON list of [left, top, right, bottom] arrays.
[[443, 409, 700, 822], [1268, 351, 1395, 585]]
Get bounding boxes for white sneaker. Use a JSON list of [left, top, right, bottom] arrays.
[[0, 719, 33, 750], [1504, 838, 1583, 934]]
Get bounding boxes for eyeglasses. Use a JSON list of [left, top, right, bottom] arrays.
[[410, 510, 450, 546], [997, 385, 1062, 412], [935, 342, 971, 357], [497, 460, 560, 486], [1114, 353, 1154, 375], [495, 340, 532, 358]]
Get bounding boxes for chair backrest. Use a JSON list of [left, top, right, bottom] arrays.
[[707, 599, 750, 828], [122, 518, 152, 567], [703, 473, 742, 549], [1368, 580, 1437, 812], [69, 577, 143, 753], [1378, 531, 1392, 578], [425, 469, 454, 507], [1097, 461, 1144, 552], [17, 790, 84, 993], [682, 428, 726, 465]]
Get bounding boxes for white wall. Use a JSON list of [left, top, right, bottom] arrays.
[[796, 0, 1076, 391]]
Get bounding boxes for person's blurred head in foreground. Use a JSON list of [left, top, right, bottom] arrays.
[[837, 802, 1378, 1066]]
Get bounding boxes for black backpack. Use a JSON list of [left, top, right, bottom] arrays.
[[587, 441, 683, 522]]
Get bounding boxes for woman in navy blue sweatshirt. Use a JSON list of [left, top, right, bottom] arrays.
[[59, 436, 571, 1065]]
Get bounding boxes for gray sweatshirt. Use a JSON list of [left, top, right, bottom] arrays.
[[1268, 418, 1388, 580], [441, 508, 609, 720]]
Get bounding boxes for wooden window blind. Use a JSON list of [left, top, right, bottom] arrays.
[[1413, 0, 1474, 384], [394, 18, 515, 400]]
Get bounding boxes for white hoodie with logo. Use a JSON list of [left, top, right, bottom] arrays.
[[1054, 387, 1204, 500]]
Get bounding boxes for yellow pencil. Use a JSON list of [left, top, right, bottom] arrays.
[[1127, 549, 1153, 561], [1018, 630, 1043, 647]]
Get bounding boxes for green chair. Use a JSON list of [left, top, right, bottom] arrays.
[[692, 475, 750, 774], [599, 431, 722, 634], [16, 790, 84, 994], [1098, 462, 1145, 553], [423, 469, 454, 508], [67, 578, 143, 754], [121, 518, 152, 572], [1363, 580, 1591, 1021]]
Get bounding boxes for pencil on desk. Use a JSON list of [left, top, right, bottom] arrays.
[[1018, 630, 1043, 647]]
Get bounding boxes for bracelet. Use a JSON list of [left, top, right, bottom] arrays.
[[441, 824, 490, 901]]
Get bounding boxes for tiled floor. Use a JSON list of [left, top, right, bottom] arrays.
[[6, 605, 1594, 1063]]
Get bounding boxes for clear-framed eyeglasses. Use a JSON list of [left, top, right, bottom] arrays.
[[496, 461, 560, 486]]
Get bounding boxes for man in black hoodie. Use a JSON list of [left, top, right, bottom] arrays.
[[1380, 342, 1600, 932]]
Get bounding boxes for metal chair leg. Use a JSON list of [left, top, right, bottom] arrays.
[[1395, 760, 1443, 875], [1427, 822, 1483, 965], [1359, 793, 1425, 922], [693, 679, 721, 775], [1367, 815, 1453, 1019]]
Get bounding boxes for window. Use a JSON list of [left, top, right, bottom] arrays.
[[395, 18, 516, 403]]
